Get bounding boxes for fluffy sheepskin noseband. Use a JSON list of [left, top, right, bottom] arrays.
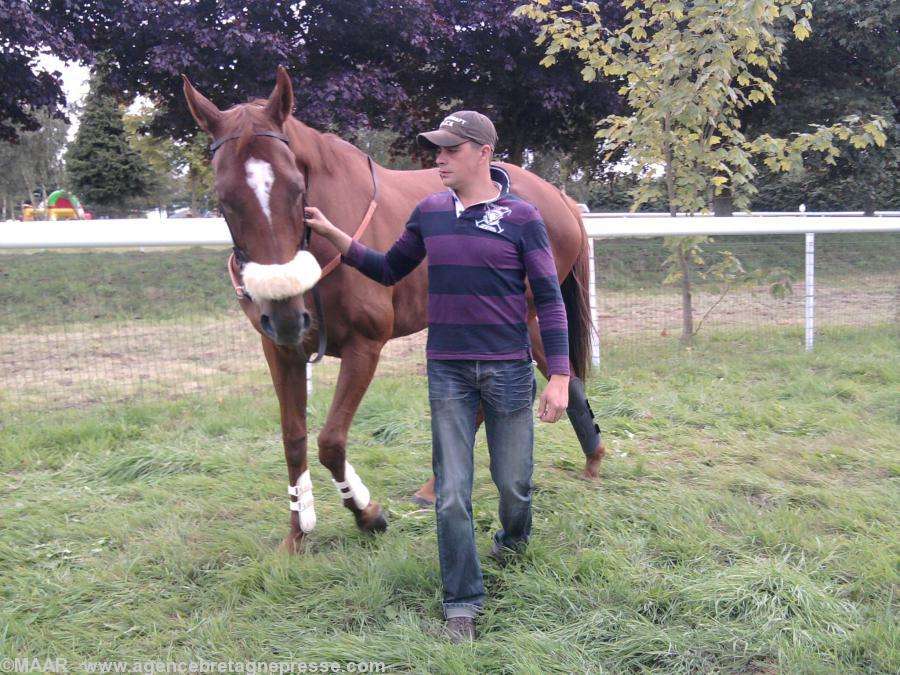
[[242, 251, 322, 301]]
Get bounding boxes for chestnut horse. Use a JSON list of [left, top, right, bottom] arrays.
[[183, 67, 604, 551]]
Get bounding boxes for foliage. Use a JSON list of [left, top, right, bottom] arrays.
[[64, 69, 151, 214], [0, 0, 88, 141], [744, 0, 900, 211], [124, 105, 214, 213], [19, 1, 623, 175], [516, 0, 889, 214], [123, 105, 184, 211], [516, 0, 890, 341]]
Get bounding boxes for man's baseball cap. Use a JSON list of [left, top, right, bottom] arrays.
[[417, 111, 498, 149]]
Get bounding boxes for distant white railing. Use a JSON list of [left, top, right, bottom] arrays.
[[2, 213, 899, 249], [2, 214, 898, 360]]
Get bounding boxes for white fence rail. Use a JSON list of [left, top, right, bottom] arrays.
[[2, 214, 899, 249]]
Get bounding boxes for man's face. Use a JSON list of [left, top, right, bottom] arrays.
[[435, 142, 489, 191]]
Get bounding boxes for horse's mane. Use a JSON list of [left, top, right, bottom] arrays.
[[235, 106, 258, 157]]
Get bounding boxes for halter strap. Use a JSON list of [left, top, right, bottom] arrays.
[[209, 130, 290, 154], [317, 155, 380, 279]]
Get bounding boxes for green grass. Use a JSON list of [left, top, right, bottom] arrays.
[[1, 326, 897, 672], [0, 247, 234, 329]]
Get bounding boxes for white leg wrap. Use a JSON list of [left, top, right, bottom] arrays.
[[288, 469, 316, 533], [332, 462, 370, 510]]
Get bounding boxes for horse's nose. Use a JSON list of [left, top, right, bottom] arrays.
[[260, 313, 279, 341], [259, 309, 312, 346]]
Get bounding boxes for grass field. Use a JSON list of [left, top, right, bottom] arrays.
[[1, 326, 897, 673]]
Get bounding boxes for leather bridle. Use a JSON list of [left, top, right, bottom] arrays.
[[211, 130, 380, 363]]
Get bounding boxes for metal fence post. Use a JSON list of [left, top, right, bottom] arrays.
[[805, 232, 815, 351], [588, 236, 601, 368]]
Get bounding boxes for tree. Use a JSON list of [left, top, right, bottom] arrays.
[[744, 0, 899, 211], [64, 69, 151, 215], [18, 114, 69, 209], [34, 0, 624, 177], [517, 0, 889, 341], [0, 112, 69, 218], [394, 0, 626, 169], [124, 103, 218, 214]]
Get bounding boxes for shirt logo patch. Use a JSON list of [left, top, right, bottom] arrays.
[[474, 204, 510, 234]]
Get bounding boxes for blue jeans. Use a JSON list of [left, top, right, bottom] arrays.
[[427, 358, 537, 619]]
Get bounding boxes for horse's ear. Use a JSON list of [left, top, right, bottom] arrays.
[[182, 74, 223, 134], [265, 66, 294, 127]]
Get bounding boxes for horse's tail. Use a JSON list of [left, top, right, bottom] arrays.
[[559, 198, 596, 381]]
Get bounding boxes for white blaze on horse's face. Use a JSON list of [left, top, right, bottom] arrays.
[[239, 157, 322, 301], [244, 158, 274, 224]]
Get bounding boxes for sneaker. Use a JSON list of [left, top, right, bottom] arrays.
[[488, 540, 517, 566], [445, 616, 476, 643]]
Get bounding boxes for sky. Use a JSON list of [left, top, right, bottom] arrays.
[[38, 54, 90, 140], [41, 54, 90, 110], [38, 54, 151, 139]]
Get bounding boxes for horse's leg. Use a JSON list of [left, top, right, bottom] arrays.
[[262, 337, 315, 553], [528, 319, 605, 480], [317, 338, 388, 532]]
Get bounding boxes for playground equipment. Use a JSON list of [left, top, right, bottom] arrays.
[[22, 190, 91, 221]]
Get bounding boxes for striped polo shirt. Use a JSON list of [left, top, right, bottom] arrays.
[[342, 166, 569, 375]]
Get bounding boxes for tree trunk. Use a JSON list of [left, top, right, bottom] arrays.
[[559, 153, 571, 193], [678, 243, 694, 342], [190, 166, 199, 217], [21, 167, 35, 208], [663, 113, 694, 341], [663, 122, 676, 217], [508, 128, 525, 167]]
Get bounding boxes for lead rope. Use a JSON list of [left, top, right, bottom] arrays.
[[301, 190, 327, 364]]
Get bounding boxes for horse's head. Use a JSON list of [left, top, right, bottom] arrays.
[[182, 67, 319, 347]]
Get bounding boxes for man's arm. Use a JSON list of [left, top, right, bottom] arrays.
[[521, 211, 570, 423], [305, 206, 425, 286]]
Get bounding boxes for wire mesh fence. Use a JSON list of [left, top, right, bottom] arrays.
[[1, 231, 897, 415], [593, 233, 899, 355]]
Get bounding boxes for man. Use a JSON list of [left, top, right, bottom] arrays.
[[303, 111, 569, 643]]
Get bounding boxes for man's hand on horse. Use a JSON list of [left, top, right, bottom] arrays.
[[303, 206, 337, 235], [304, 206, 352, 254], [538, 374, 569, 423]]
